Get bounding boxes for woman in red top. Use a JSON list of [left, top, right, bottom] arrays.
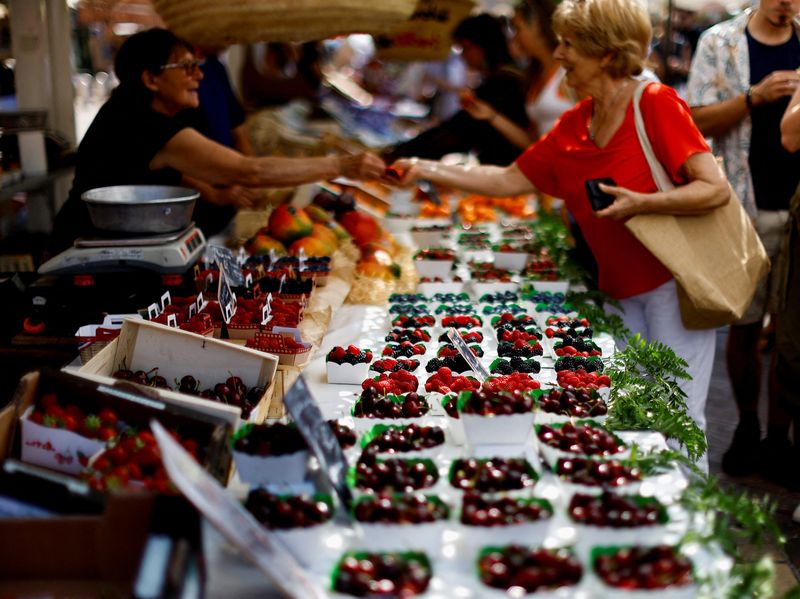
[[389, 0, 729, 468]]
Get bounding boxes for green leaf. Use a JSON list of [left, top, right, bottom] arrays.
[[604, 333, 706, 461]]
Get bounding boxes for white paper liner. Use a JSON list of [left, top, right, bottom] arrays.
[[274, 521, 339, 568], [353, 521, 445, 553], [474, 579, 584, 599], [233, 449, 309, 486], [416, 260, 456, 279], [591, 578, 697, 599], [327, 361, 370, 385], [461, 412, 535, 447], [20, 405, 106, 475], [571, 522, 673, 559], [412, 231, 453, 250], [457, 518, 553, 555], [445, 415, 467, 445], [525, 280, 571, 294], [418, 281, 466, 296], [493, 252, 530, 272], [471, 281, 520, 297], [535, 411, 608, 426], [385, 215, 416, 233]]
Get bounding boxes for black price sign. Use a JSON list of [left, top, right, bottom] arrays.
[[217, 265, 238, 325], [211, 245, 246, 287], [447, 327, 489, 381], [283, 375, 353, 511]]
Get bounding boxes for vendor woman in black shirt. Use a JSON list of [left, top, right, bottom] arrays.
[[53, 28, 384, 251]]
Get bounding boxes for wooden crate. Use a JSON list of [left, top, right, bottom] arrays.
[[79, 319, 279, 424]]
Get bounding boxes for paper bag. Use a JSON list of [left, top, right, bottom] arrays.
[[625, 190, 770, 329]]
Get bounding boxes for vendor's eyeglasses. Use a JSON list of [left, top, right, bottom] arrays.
[[159, 58, 205, 75]]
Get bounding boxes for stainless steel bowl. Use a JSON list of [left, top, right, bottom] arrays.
[[81, 185, 199, 234]]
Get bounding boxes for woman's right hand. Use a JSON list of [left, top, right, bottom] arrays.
[[383, 159, 422, 187]]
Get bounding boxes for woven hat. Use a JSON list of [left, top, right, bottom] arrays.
[[151, 0, 418, 45]]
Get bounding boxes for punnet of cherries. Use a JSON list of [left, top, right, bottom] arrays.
[[568, 491, 665, 528], [594, 545, 693, 590], [332, 551, 432, 597], [354, 455, 438, 492], [362, 423, 445, 454], [459, 387, 534, 416], [460, 493, 552, 527], [353, 389, 429, 419], [478, 545, 583, 593]]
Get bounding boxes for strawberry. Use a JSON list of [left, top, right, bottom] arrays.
[[39, 392, 58, 410], [347, 345, 361, 356], [98, 408, 118, 427]]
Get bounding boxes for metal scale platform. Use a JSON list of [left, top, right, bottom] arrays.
[[39, 224, 206, 275]]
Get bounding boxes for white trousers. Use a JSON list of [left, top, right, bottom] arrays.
[[609, 279, 715, 473]]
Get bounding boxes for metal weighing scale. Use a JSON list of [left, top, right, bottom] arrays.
[[38, 224, 206, 275]]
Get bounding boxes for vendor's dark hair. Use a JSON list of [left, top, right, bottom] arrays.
[[452, 14, 514, 70], [113, 28, 194, 103]]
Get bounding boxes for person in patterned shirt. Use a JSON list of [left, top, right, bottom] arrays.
[[686, 0, 800, 481]]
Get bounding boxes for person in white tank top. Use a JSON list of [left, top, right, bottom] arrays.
[[462, 0, 576, 147], [526, 65, 574, 136]]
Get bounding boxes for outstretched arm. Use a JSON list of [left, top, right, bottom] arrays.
[[388, 158, 536, 197], [151, 128, 385, 188]]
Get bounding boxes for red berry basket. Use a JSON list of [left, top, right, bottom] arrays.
[[75, 315, 142, 365]]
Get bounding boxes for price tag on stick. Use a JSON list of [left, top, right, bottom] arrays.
[[217, 265, 237, 325], [211, 245, 246, 287], [283, 375, 354, 512], [150, 421, 327, 599], [447, 327, 489, 381], [261, 293, 273, 326]]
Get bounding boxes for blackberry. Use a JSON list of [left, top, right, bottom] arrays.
[[389, 304, 429, 315], [435, 303, 473, 315], [554, 356, 604, 372], [389, 293, 427, 304], [510, 356, 541, 374], [490, 360, 514, 375], [498, 342, 539, 358], [385, 328, 428, 344], [441, 355, 472, 373], [425, 358, 443, 372]]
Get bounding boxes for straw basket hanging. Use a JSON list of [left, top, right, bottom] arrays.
[[374, 0, 475, 61], [151, 0, 418, 45]]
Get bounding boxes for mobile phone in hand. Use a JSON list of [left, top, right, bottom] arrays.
[[585, 178, 617, 211]]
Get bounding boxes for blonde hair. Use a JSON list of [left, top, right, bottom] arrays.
[[553, 0, 652, 77]]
